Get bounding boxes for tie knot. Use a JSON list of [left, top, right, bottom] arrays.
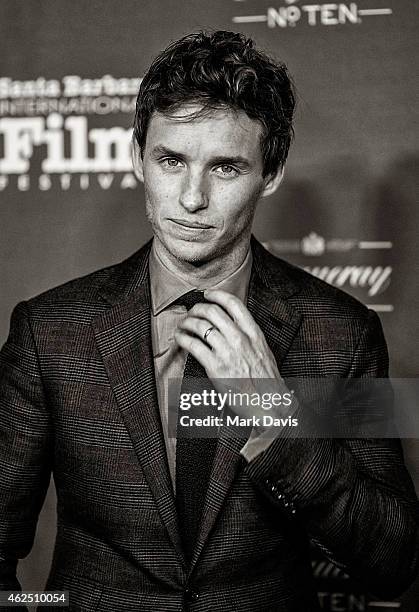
[[173, 290, 207, 311]]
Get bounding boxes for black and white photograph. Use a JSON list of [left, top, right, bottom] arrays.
[[0, 1, 418, 611]]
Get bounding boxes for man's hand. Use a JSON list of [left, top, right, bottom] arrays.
[[174, 289, 289, 420]]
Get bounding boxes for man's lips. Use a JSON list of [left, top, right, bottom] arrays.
[[169, 218, 215, 229]]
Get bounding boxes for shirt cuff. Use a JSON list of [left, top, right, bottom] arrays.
[[240, 397, 300, 463], [240, 425, 278, 462]]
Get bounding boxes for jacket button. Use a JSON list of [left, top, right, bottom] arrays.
[[185, 588, 199, 603]]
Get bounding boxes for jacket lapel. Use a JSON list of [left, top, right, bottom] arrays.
[[92, 242, 185, 564], [190, 238, 303, 568]]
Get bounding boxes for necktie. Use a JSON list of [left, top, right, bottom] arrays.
[[174, 290, 218, 562]]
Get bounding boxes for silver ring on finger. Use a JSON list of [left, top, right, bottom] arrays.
[[203, 326, 215, 342]]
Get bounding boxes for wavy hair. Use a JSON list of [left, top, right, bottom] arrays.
[[133, 30, 296, 176]]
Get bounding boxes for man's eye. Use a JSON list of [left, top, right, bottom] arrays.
[[163, 158, 182, 168], [215, 165, 239, 177]]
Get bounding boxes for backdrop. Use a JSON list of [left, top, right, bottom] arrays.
[[1, 1, 418, 610]]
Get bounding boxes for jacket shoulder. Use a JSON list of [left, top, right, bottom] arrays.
[[25, 241, 151, 317]]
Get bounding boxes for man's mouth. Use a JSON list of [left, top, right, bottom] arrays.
[[169, 218, 214, 229]]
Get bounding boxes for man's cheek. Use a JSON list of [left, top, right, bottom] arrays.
[[225, 207, 253, 235], [144, 194, 159, 226], [145, 185, 174, 219]]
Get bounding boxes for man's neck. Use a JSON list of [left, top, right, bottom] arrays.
[[152, 238, 251, 288]]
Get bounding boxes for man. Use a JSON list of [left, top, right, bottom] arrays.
[[0, 30, 418, 612]]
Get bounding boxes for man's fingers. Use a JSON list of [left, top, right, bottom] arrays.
[[177, 316, 223, 350], [189, 302, 240, 341], [174, 329, 215, 370], [204, 289, 260, 339]]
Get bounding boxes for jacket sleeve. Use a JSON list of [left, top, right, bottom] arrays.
[[0, 301, 52, 596], [246, 309, 419, 599]]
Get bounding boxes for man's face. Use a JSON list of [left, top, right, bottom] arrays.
[[136, 104, 281, 267]]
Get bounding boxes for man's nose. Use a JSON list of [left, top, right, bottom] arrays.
[[179, 170, 209, 212]]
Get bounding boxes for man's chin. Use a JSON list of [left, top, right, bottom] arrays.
[[162, 237, 219, 266]]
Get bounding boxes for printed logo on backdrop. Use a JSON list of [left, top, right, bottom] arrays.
[[232, 0, 393, 29], [265, 233, 393, 313], [0, 75, 141, 191], [311, 558, 403, 611]]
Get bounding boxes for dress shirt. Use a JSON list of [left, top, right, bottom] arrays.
[[148, 241, 276, 488]]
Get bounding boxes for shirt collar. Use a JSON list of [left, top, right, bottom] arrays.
[[149, 240, 253, 315]]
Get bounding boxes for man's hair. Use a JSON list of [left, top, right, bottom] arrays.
[[133, 30, 296, 177]]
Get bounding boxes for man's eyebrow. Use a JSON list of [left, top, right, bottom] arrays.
[[209, 155, 251, 167], [150, 146, 251, 167], [151, 145, 185, 159]]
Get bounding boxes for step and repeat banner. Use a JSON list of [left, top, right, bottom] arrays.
[[1, 1, 418, 610]]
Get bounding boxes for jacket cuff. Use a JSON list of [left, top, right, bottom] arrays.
[[244, 403, 353, 518]]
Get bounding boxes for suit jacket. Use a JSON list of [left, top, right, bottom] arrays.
[[0, 237, 418, 612]]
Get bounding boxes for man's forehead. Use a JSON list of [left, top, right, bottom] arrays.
[[146, 104, 263, 153], [148, 104, 262, 137]]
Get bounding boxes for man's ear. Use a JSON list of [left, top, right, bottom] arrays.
[[131, 138, 144, 183], [260, 166, 284, 198]]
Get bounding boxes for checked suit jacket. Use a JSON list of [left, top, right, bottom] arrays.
[[0, 237, 418, 612]]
